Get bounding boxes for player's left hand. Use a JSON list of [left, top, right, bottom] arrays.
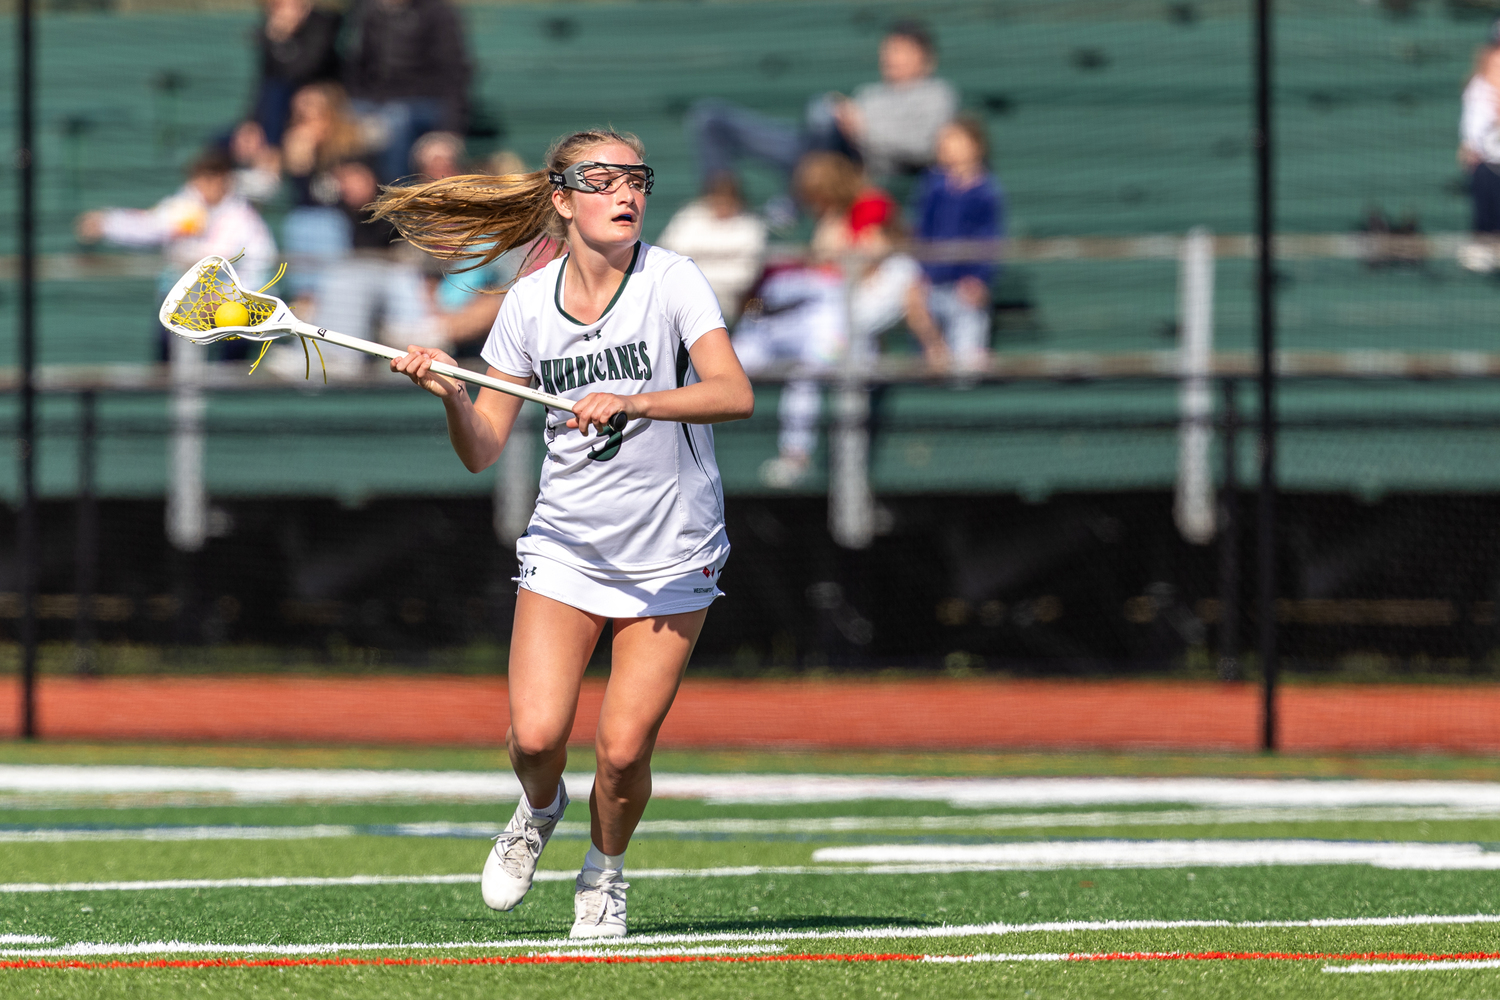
[[568, 392, 636, 436], [391, 345, 465, 400]]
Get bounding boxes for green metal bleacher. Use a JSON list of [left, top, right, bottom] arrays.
[[1, 0, 1499, 502]]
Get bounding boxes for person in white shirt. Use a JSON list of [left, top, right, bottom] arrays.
[[76, 147, 277, 359], [76, 147, 277, 283], [375, 129, 754, 939], [1462, 36, 1500, 271], [656, 172, 767, 323]]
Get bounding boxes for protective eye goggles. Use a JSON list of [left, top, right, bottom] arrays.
[[547, 161, 654, 196]]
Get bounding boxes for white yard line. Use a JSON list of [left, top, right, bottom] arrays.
[[0, 766, 531, 803], [9, 805, 1500, 843], [0, 825, 359, 843], [813, 840, 1500, 870], [922, 953, 1072, 963], [0, 874, 486, 894], [535, 944, 786, 958], [6, 914, 1500, 959], [0, 935, 53, 945], [12, 838, 1500, 895], [0, 866, 996, 894], [1325, 958, 1500, 972], [6, 767, 1500, 808]]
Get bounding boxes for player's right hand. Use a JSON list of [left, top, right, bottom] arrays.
[[392, 345, 465, 400]]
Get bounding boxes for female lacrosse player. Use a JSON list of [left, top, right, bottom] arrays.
[[376, 130, 753, 939]]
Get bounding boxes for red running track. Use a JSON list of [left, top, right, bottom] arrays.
[[2, 676, 1498, 751]]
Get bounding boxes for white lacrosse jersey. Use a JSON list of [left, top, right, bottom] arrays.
[[482, 241, 730, 578]]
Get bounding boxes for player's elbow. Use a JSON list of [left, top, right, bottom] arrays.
[[460, 449, 499, 474], [727, 381, 755, 421]]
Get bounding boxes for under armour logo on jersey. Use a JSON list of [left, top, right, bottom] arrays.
[[582, 331, 602, 342]]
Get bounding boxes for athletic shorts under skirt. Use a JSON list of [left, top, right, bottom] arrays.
[[514, 546, 729, 619]]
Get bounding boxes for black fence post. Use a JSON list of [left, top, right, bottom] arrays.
[[1255, 0, 1279, 751], [75, 391, 98, 675], [16, 0, 38, 738]]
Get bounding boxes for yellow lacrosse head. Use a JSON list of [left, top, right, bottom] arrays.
[[159, 255, 291, 344]]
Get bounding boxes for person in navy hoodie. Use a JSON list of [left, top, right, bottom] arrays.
[[911, 116, 1004, 375]]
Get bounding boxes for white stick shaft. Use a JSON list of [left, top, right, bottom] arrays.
[[291, 321, 576, 412]]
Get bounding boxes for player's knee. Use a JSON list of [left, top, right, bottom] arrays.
[[595, 732, 653, 781], [508, 723, 568, 762]]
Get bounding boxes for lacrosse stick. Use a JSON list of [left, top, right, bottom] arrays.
[[158, 255, 628, 456]]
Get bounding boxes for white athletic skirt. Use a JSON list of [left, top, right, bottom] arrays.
[[514, 545, 729, 619]]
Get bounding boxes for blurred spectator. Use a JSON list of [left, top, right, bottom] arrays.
[[281, 82, 371, 263], [422, 253, 517, 356], [75, 148, 276, 281], [657, 172, 768, 323], [409, 134, 528, 354], [291, 149, 511, 375], [830, 21, 957, 179], [227, 121, 283, 204], [1460, 31, 1500, 271], [251, 0, 342, 146], [334, 159, 399, 250], [487, 149, 527, 177], [344, 0, 472, 183], [688, 19, 956, 217], [281, 155, 418, 378], [793, 151, 864, 258], [410, 130, 465, 179], [911, 117, 1004, 373], [75, 148, 276, 361], [794, 151, 906, 266], [734, 180, 935, 488]]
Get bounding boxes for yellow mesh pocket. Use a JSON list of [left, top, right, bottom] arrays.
[[167, 259, 278, 333]]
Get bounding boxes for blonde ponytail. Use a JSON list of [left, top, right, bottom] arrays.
[[370, 128, 647, 274]]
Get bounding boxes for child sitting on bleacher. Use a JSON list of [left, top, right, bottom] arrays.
[[911, 116, 1004, 374], [75, 148, 276, 281], [75, 148, 277, 360]]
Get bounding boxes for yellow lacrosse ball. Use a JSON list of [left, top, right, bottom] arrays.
[[213, 301, 251, 328]]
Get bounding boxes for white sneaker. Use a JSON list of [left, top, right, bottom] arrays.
[[570, 868, 628, 939], [480, 782, 568, 911]]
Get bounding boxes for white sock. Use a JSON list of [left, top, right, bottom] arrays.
[[519, 786, 564, 823], [580, 844, 625, 884]]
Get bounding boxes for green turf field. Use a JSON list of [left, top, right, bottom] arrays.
[[3, 746, 1500, 997]]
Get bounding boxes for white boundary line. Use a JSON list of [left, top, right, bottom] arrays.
[[0, 874, 486, 894], [1326, 959, 1500, 973], [0, 825, 360, 843], [14, 837, 1500, 895], [923, 953, 1072, 963], [812, 840, 1500, 870], [8, 768, 1500, 808], [9, 805, 1500, 842], [6, 914, 1500, 959]]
